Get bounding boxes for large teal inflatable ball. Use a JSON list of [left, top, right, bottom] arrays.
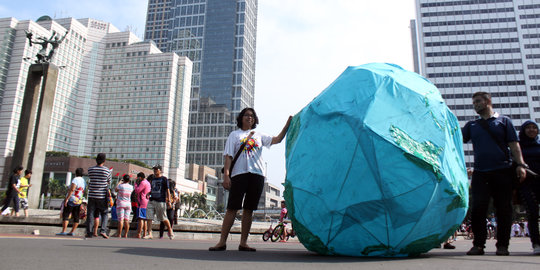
[[284, 63, 468, 257]]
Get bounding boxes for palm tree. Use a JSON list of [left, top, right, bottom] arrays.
[[194, 192, 208, 211], [182, 193, 195, 212]]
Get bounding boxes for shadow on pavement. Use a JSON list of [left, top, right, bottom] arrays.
[[64, 242, 540, 264]]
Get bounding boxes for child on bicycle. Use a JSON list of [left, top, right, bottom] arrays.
[[280, 200, 289, 242]]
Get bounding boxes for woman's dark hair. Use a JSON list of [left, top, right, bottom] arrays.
[[13, 165, 23, 174], [236, 107, 259, 129], [137, 172, 145, 179], [122, 174, 131, 182], [75, 168, 84, 177]]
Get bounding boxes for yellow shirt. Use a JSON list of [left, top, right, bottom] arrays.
[[19, 177, 28, 199]]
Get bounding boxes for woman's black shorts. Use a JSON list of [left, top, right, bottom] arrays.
[[227, 173, 265, 211], [62, 204, 81, 223]]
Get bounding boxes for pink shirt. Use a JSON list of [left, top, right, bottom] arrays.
[[135, 179, 151, 209], [280, 207, 288, 222]]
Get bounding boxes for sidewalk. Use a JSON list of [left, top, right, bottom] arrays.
[[0, 208, 294, 242]]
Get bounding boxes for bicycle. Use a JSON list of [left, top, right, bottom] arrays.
[[271, 221, 296, 242], [262, 220, 275, 242]]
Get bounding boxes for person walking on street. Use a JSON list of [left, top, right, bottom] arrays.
[[209, 108, 292, 252], [144, 165, 174, 240], [517, 120, 540, 254], [85, 153, 112, 239], [17, 170, 32, 217], [57, 168, 85, 236], [115, 174, 134, 238], [159, 179, 177, 239], [1, 166, 23, 216], [462, 92, 527, 256], [135, 172, 150, 238]]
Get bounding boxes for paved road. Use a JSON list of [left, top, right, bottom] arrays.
[[1, 234, 538, 270]]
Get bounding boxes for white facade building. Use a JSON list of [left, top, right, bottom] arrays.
[[414, 0, 540, 167], [0, 16, 192, 182]]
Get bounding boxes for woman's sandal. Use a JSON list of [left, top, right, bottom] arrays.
[[209, 245, 227, 251]]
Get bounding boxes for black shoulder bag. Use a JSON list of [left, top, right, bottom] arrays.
[[221, 140, 248, 174]]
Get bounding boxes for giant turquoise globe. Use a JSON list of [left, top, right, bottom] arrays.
[[284, 63, 468, 257]]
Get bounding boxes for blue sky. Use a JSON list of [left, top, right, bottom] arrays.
[[1, 0, 417, 189]]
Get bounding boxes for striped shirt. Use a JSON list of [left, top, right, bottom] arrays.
[[87, 165, 111, 199]]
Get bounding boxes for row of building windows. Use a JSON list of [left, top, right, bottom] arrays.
[[436, 80, 525, 88], [187, 139, 226, 152], [448, 102, 528, 110], [442, 91, 527, 99], [421, 7, 513, 17], [527, 54, 540, 59], [189, 112, 231, 125], [424, 27, 516, 37], [521, 14, 540, 19], [187, 153, 223, 168], [524, 33, 540, 39], [422, 17, 515, 27], [105, 42, 127, 48], [519, 4, 540, 10], [420, 0, 511, 8], [522, 23, 540, 29], [427, 69, 523, 78], [525, 44, 540, 49], [425, 37, 519, 47], [95, 127, 168, 135], [174, 0, 205, 7], [188, 125, 230, 138], [427, 58, 521, 67], [94, 133, 164, 141], [426, 48, 521, 57]]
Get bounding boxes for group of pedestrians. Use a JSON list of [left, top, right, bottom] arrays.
[[58, 154, 177, 240], [463, 91, 540, 256], [0, 167, 32, 217]]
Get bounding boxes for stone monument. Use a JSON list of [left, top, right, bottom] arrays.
[[11, 30, 66, 208]]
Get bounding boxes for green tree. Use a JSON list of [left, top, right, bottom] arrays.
[[47, 178, 67, 198], [193, 192, 208, 211]]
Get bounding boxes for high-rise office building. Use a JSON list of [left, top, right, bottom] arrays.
[[0, 16, 192, 184], [414, 0, 540, 167], [145, 0, 258, 170]]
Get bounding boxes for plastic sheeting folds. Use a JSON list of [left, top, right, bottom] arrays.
[[284, 63, 468, 257]]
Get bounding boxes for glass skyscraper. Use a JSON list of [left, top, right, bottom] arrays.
[[145, 0, 258, 170], [414, 0, 540, 168]]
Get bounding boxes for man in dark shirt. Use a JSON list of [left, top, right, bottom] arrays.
[[1, 165, 23, 216], [462, 92, 527, 256], [85, 153, 111, 239], [144, 165, 174, 240]]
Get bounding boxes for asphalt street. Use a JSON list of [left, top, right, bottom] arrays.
[[0, 234, 538, 270]]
